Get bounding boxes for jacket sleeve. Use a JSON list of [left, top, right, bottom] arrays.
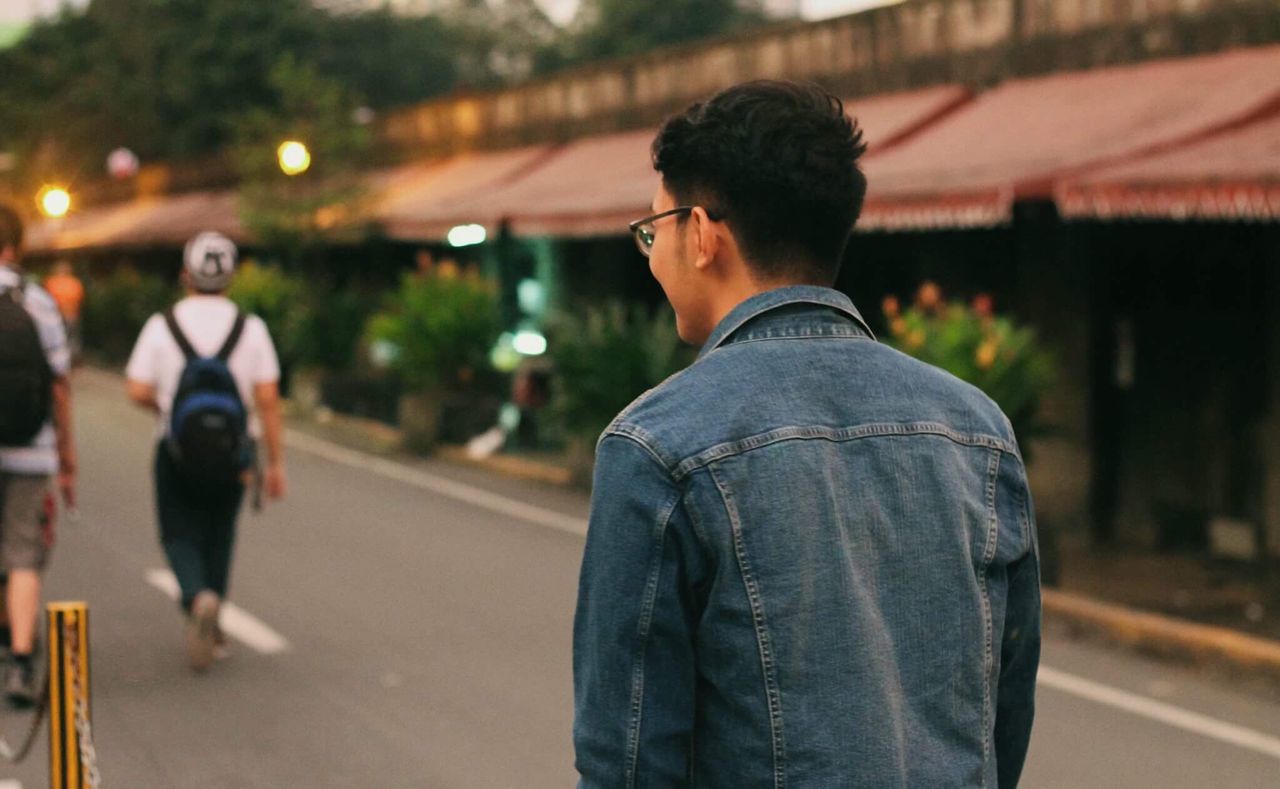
[[574, 432, 705, 788], [993, 452, 1042, 788]]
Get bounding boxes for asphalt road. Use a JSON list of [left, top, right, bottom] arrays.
[[0, 373, 1277, 788]]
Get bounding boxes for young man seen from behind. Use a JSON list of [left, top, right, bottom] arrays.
[[0, 203, 76, 705], [125, 232, 286, 672], [574, 81, 1041, 787]]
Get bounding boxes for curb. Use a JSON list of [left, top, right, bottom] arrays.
[[71, 366, 1280, 684], [436, 446, 574, 487], [290, 404, 577, 487], [1043, 589, 1280, 685]]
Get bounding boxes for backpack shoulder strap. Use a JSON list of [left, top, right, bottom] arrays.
[[0, 278, 23, 302], [216, 310, 247, 362], [163, 308, 198, 360]]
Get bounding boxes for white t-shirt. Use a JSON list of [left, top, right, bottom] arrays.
[[125, 296, 280, 439]]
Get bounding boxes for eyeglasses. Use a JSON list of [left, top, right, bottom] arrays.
[[628, 206, 695, 258]]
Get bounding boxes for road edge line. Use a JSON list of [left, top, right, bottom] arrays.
[[284, 429, 589, 537], [1038, 665, 1280, 759]]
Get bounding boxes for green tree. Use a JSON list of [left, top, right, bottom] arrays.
[[0, 1, 481, 181], [561, 0, 765, 64], [312, 8, 458, 109], [232, 55, 372, 254]]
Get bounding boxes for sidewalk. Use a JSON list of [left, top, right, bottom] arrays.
[[286, 393, 1280, 690]]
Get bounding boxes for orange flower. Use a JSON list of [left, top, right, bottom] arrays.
[[907, 329, 926, 349], [437, 259, 461, 279], [972, 294, 994, 318], [976, 341, 998, 369], [890, 317, 908, 337], [882, 295, 900, 318], [917, 281, 942, 311]]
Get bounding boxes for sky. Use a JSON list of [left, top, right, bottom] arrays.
[[0, 0, 902, 26]]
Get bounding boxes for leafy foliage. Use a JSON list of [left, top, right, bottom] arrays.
[[365, 271, 503, 391], [226, 260, 304, 358], [545, 302, 694, 443], [231, 56, 372, 251], [0, 1, 465, 178], [80, 266, 178, 364], [0, 0, 771, 182], [883, 283, 1056, 443], [557, 0, 766, 65], [228, 260, 377, 372]]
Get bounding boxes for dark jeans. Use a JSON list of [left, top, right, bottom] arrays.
[[153, 443, 245, 612]]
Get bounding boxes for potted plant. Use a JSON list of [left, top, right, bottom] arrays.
[[546, 302, 694, 484], [883, 283, 1055, 448], [365, 268, 502, 451]]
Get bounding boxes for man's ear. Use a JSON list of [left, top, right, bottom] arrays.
[[690, 206, 721, 272]]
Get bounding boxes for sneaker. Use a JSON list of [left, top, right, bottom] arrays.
[[4, 661, 36, 707], [185, 590, 221, 672], [212, 623, 231, 662]]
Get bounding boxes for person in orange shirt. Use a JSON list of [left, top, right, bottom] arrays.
[[43, 261, 85, 361]]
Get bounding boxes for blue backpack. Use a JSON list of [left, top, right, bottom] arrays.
[[164, 309, 251, 484]]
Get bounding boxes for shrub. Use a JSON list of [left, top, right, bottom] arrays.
[[546, 302, 694, 445], [81, 267, 178, 364], [227, 260, 305, 359], [228, 261, 380, 373], [292, 284, 380, 372], [883, 282, 1055, 443], [365, 270, 502, 391]]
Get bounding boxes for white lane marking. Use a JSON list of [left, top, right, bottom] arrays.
[[132, 378, 1280, 761], [145, 569, 290, 655], [0, 780, 24, 789], [285, 429, 589, 537], [1038, 665, 1280, 760]]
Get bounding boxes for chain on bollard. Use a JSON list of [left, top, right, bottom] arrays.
[[48, 602, 100, 789]]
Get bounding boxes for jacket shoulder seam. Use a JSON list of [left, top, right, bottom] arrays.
[[674, 422, 1017, 479]]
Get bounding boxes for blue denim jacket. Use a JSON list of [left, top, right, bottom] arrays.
[[574, 286, 1040, 788]]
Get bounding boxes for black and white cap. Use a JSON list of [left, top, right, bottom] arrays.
[[183, 231, 237, 293]]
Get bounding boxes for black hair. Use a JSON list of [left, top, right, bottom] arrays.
[[652, 80, 868, 284], [0, 202, 22, 254]]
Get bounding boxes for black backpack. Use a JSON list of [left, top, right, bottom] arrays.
[[0, 281, 54, 447], [164, 308, 252, 484]]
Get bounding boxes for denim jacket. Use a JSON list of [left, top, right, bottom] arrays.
[[574, 286, 1040, 788]]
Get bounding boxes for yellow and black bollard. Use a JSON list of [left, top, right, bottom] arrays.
[[47, 602, 98, 789]]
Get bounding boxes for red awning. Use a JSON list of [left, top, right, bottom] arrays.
[[1058, 112, 1280, 221], [437, 85, 972, 239], [25, 190, 242, 254], [371, 146, 554, 240], [860, 45, 1280, 231]]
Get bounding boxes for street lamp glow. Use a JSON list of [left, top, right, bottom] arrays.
[[512, 329, 547, 356], [447, 224, 487, 247], [277, 140, 311, 176], [37, 186, 71, 218]]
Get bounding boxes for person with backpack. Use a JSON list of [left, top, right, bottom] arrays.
[[125, 231, 286, 672], [0, 203, 76, 705]]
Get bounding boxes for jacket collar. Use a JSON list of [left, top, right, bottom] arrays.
[[698, 285, 875, 360]]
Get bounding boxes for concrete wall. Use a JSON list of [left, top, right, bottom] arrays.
[[381, 0, 1280, 156]]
